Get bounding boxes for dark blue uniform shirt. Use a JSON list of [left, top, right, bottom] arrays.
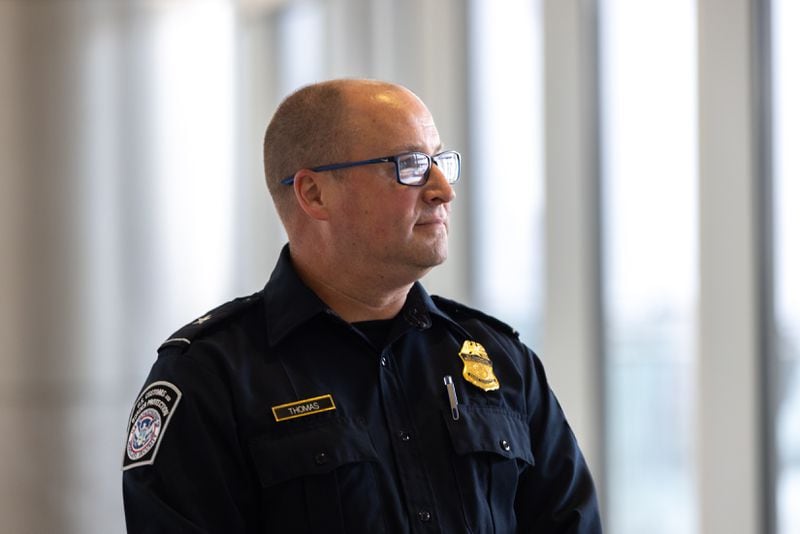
[[122, 245, 602, 533]]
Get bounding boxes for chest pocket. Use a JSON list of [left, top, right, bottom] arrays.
[[442, 404, 534, 533], [249, 417, 386, 534]]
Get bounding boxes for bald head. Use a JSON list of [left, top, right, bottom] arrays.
[[262, 79, 424, 222]]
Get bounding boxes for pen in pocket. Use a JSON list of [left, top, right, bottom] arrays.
[[443, 375, 459, 421]]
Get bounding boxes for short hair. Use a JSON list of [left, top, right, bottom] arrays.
[[263, 81, 351, 216]]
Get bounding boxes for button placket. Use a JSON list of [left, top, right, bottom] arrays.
[[376, 340, 437, 530]]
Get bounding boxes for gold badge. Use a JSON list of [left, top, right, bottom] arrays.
[[459, 340, 500, 391], [272, 394, 336, 422]]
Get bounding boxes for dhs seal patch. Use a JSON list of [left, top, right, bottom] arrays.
[[123, 381, 182, 470]]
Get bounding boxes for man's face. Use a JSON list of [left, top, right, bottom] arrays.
[[326, 87, 456, 282]]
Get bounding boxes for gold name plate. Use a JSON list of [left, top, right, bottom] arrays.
[[272, 394, 336, 422]]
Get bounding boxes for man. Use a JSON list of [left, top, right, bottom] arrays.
[[122, 79, 602, 533]]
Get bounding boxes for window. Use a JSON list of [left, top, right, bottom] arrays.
[[600, 1, 698, 532], [772, 2, 800, 532], [468, 0, 544, 346]]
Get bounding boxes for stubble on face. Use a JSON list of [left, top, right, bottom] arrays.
[[334, 84, 453, 280]]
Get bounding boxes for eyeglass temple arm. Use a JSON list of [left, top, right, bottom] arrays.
[[280, 157, 392, 185]]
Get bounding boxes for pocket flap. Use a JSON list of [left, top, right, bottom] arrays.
[[249, 418, 379, 487], [443, 405, 535, 465]]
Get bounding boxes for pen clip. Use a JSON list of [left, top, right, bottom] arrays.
[[443, 375, 459, 421]]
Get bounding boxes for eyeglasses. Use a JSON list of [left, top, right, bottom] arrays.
[[280, 150, 461, 187]]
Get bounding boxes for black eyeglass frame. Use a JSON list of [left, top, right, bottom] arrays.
[[280, 150, 461, 187]]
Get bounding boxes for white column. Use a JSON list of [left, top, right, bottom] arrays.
[[541, 0, 605, 499], [697, 0, 765, 533]]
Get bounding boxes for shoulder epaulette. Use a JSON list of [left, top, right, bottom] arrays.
[[431, 295, 520, 338], [158, 291, 262, 352]]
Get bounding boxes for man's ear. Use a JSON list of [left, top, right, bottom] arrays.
[[292, 169, 332, 221]]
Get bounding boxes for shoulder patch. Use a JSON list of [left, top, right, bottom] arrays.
[[159, 291, 262, 352], [123, 381, 182, 470], [431, 295, 520, 338]]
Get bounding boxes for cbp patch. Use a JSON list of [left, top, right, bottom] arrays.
[[123, 381, 182, 470]]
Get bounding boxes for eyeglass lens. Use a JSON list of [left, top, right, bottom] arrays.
[[434, 152, 459, 184], [397, 152, 459, 185]]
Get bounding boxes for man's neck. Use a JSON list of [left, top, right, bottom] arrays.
[[290, 250, 414, 323]]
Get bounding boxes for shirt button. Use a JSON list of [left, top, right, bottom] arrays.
[[417, 510, 432, 522], [380, 356, 388, 367], [314, 452, 329, 465], [398, 430, 411, 442], [404, 307, 431, 329], [500, 439, 511, 452]]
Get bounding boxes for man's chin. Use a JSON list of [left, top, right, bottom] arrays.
[[417, 246, 448, 270], [392, 238, 448, 274]]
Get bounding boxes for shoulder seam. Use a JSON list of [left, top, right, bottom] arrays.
[[158, 291, 262, 353], [431, 295, 520, 338]]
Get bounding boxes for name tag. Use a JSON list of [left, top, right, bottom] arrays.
[[272, 394, 336, 422]]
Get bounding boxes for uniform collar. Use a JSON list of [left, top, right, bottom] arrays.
[[402, 282, 450, 329], [263, 243, 463, 346], [405, 283, 470, 339], [263, 244, 331, 347]]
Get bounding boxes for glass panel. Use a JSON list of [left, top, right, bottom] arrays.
[[772, 2, 800, 533], [468, 0, 543, 346], [276, 0, 325, 94], [599, 1, 698, 533]]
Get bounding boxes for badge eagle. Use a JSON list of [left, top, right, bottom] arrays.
[[458, 340, 500, 391]]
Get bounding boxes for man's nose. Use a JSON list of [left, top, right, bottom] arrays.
[[422, 164, 456, 204]]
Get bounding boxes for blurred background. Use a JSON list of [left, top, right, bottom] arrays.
[[0, 0, 797, 532]]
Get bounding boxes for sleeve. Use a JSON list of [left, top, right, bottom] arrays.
[[122, 350, 260, 533], [514, 346, 603, 533]]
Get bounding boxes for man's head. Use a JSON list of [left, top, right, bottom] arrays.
[[263, 79, 457, 285]]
